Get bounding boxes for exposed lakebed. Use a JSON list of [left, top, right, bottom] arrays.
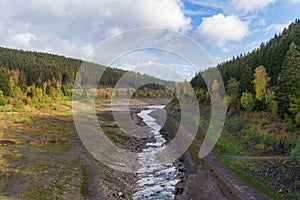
[[133, 105, 179, 200]]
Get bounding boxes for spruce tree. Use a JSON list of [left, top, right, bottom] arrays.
[[18, 71, 27, 92], [0, 67, 11, 96], [239, 65, 254, 95], [277, 43, 300, 119]]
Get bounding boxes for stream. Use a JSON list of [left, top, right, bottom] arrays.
[[133, 105, 179, 200]]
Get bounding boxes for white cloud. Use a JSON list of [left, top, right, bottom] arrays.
[[193, 13, 249, 52], [228, 0, 276, 13], [0, 0, 191, 59], [264, 22, 291, 32], [290, 0, 300, 3], [185, 0, 224, 9], [10, 32, 36, 48]]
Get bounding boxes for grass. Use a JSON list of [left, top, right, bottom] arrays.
[[216, 129, 248, 156], [103, 127, 129, 143], [219, 156, 280, 200], [188, 142, 201, 165], [80, 164, 89, 197], [15, 116, 33, 124], [100, 118, 131, 144], [194, 114, 248, 156], [187, 106, 299, 199]]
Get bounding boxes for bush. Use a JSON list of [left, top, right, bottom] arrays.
[[240, 92, 255, 111], [15, 101, 24, 109], [0, 90, 7, 106], [291, 140, 300, 163], [225, 116, 247, 132], [15, 116, 32, 124]]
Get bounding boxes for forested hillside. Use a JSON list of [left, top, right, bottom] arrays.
[[0, 47, 174, 89], [0, 47, 174, 111], [181, 20, 300, 198], [191, 19, 300, 124], [193, 19, 300, 87], [188, 19, 300, 162]]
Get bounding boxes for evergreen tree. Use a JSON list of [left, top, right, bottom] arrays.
[[277, 43, 300, 119], [18, 71, 27, 92], [239, 65, 254, 95], [226, 78, 239, 97], [0, 67, 11, 96]]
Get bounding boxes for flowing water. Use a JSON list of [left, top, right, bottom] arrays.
[[133, 105, 179, 200]]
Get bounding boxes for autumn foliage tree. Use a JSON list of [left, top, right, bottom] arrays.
[[253, 65, 270, 103]]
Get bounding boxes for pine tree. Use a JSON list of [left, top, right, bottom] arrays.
[[0, 67, 11, 96], [239, 65, 254, 95], [226, 78, 239, 96], [277, 43, 300, 119], [18, 71, 27, 92]]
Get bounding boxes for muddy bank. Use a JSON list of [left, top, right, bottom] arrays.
[[70, 99, 172, 199], [150, 108, 237, 199], [0, 99, 166, 200], [95, 107, 156, 200], [150, 108, 269, 200]]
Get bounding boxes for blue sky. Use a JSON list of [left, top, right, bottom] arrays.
[[0, 0, 299, 81]]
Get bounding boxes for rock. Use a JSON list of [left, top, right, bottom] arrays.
[[178, 166, 185, 173], [180, 173, 185, 179], [117, 192, 125, 198], [175, 187, 184, 195]]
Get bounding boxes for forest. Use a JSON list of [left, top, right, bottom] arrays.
[[188, 19, 300, 166], [0, 46, 174, 109]]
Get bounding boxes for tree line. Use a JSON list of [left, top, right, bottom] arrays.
[[0, 47, 174, 90], [191, 19, 300, 126]]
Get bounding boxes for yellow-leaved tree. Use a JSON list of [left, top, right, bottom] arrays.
[[252, 65, 270, 103]]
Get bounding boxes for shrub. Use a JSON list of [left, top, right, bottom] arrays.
[[225, 116, 246, 132], [291, 140, 300, 163], [15, 101, 24, 109], [15, 117, 32, 124], [240, 92, 255, 111], [0, 90, 7, 106]]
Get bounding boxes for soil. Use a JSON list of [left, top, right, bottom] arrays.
[[0, 99, 168, 200]]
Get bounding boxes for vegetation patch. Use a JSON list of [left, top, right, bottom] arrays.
[[219, 156, 281, 199], [219, 156, 300, 199], [80, 164, 89, 197]]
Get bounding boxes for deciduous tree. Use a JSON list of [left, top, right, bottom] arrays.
[[253, 66, 270, 103]]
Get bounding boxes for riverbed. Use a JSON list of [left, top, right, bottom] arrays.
[[133, 105, 179, 200]]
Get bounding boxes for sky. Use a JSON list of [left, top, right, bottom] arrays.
[[0, 0, 299, 81]]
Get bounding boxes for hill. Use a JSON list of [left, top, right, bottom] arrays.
[[0, 47, 174, 90], [192, 19, 300, 88], [191, 19, 300, 122]]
